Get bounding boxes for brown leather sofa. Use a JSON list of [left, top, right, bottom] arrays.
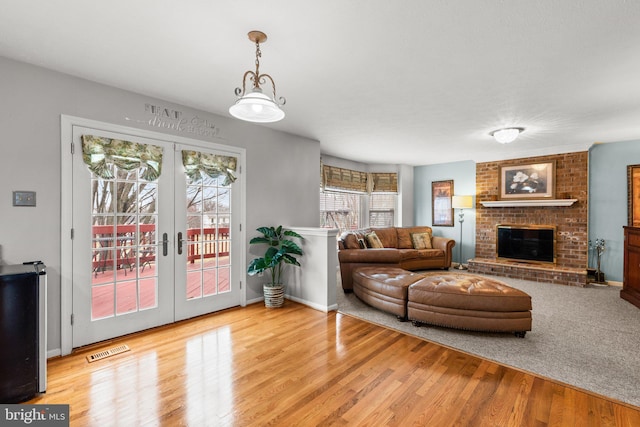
[[338, 226, 455, 291]]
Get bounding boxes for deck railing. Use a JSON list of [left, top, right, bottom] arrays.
[[92, 225, 230, 272]]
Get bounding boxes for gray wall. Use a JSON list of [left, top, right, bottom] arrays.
[[589, 140, 640, 282], [414, 160, 476, 265], [0, 56, 320, 352]]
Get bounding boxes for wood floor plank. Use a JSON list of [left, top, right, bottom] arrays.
[[28, 301, 640, 426]]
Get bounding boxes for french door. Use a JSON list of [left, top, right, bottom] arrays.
[[70, 124, 242, 348]]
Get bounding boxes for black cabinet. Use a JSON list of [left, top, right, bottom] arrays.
[[0, 263, 47, 403]]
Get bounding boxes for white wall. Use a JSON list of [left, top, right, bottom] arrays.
[[285, 227, 339, 312], [0, 56, 320, 352]]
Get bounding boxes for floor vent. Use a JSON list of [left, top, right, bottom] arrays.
[[86, 344, 130, 363]]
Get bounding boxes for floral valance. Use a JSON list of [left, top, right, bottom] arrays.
[[81, 135, 163, 181], [182, 150, 237, 185]]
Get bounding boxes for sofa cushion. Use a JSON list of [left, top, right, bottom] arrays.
[[397, 226, 433, 249], [372, 228, 397, 248], [398, 249, 445, 261], [365, 232, 384, 248], [409, 273, 532, 312], [339, 248, 402, 263], [411, 232, 433, 249]]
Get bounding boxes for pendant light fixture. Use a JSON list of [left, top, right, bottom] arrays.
[[490, 127, 525, 144], [229, 31, 286, 123]]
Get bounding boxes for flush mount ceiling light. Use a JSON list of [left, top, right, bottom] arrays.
[[489, 127, 525, 144], [229, 31, 286, 123]]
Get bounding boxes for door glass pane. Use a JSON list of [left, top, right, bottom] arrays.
[[184, 170, 232, 300], [90, 165, 159, 320]]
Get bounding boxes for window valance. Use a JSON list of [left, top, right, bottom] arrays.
[[321, 164, 397, 194], [81, 135, 163, 181], [368, 172, 398, 193], [322, 165, 368, 193], [181, 150, 237, 185]]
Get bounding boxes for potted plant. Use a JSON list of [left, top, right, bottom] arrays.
[[247, 225, 304, 308]]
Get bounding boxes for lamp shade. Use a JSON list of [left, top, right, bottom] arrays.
[[452, 195, 473, 209], [229, 88, 285, 123]]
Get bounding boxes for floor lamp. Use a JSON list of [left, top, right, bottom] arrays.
[[451, 195, 473, 270]]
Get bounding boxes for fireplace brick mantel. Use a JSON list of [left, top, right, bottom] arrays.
[[470, 152, 589, 285]]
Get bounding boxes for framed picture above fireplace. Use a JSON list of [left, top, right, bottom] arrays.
[[498, 160, 555, 200]]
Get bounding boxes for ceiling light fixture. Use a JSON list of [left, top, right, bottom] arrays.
[[490, 127, 525, 144], [229, 31, 286, 123]]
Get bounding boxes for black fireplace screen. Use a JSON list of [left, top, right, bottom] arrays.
[[496, 225, 555, 263]]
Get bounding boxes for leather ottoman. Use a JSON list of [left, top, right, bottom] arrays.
[[352, 267, 424, 319], [407, 273, 532, 337]]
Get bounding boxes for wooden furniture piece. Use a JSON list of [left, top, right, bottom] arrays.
[[622, 226, 640, 309]]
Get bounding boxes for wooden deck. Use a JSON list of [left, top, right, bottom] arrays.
[[90, 258, 230, 318]]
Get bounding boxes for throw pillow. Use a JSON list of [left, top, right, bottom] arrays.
[[411, 232, 433, 249], [365, 232, 384, 248], [357, 237, 367, 248], [343, 233, 361, 249]]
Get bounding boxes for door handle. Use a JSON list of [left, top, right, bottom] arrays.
[[162, 233, 169, 256], [177, 232, 183, 255]]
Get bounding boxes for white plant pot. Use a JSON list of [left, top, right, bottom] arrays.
[[263, 284, 285, 308]]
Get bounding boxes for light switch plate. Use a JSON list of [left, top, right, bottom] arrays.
[[13, 191, 36, 207]]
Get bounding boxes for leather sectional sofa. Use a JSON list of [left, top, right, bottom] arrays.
[[338, 226, 455, 291]]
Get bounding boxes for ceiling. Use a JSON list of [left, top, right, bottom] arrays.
[[2, 1, 640, 166]]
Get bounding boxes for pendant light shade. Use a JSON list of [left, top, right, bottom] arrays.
[[229, 31, 286, 123], [229, 88, 285, 123]]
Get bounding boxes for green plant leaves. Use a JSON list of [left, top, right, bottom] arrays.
[[247, 225, 304, 285]]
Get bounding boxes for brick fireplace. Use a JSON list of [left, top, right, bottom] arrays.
[[468, 152, 589, 286]]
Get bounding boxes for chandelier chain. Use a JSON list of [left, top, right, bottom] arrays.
[[253, 40, 262, 88]]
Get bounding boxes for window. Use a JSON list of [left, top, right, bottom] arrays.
[[369, 193, 396, 228], [320, 190, 397, 233], [320, 164, 398, 234], [320, 190, 361, 231]]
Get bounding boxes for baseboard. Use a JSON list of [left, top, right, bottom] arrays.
[[285, 294, 336, 312], [47, 348, 62, 359], [246, 296, 264, 305]]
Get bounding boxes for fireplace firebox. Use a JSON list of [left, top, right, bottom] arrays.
[[496, 224, 556, 264]]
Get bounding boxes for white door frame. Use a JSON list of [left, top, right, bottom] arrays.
[[60, 115, 246, 356]]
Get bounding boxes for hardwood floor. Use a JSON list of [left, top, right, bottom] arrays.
[[30, 302, 640, 426]]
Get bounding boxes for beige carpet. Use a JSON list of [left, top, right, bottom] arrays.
[[337, 273, 640, 408]]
